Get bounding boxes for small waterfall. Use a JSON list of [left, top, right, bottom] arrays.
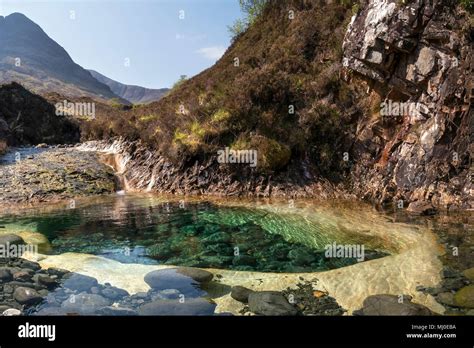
[[77, 138, 154, 194], [77, 138, 132, 194]]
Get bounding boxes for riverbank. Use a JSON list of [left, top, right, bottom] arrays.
[[0, 146, 472, 316], [1, 195, 464, 316], [0, 146, 117, 206]]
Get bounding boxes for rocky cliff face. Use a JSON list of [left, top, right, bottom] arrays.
[[343, 0, 473, 212], [78, 138, 350, 199]]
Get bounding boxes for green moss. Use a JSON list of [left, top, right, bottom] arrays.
[[174, 129, 187, 143], [232, 134, 291, 173], [352, 3, 360, 15], [109, 98, 124, 109], [139, 114, 157, 122], [173, 122, 208, 153], [190, 121, 206, 139], [211, 109, 231, 123]]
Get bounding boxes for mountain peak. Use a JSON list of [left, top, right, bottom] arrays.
[[0, 12, 125, 103], [88, 70, 169, 104], [2, 12, 37, 27]]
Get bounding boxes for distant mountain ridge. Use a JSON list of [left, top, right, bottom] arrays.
[[0, 13, 126, 103], [88, 70, 169, 104]]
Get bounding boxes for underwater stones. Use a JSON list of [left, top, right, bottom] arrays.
[[13, 287, 43, 305], [175, 267, 213, 283], [353, 294, 434, 316], [97, 306, 137, 316], [205, 242, 234, 255], [462, 268, 474, 281], [231, 286, 254, 303], [138, 298, 216, 316], [195, 256, 234, 268], [232, 255, 257, 267], [435, 292, 456, 307], [288, 249, 316, 266], [16, 231, 52, 254], [268, 243, 291, 261], [101, 286, 130, 301], [147, 244, 174, 259], [33, 307, 71, 316], [248, 291, 298, 316], [202, 232, 232, 244], [179, 225, 199, 236], [62, 273, 99, 293], [150, 289, 181, 301], [453, 285, 474, 309], [442, 277, 468, 291], [61, 293, 111, 315], [144, 267, 213, 290]]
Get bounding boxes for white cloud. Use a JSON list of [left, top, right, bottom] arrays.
[[197, 46, 226, 60]]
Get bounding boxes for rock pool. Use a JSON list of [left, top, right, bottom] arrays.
[[0, 194, 460, 315]]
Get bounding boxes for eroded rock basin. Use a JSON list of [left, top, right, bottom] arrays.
[[0, 194, 451, 315]]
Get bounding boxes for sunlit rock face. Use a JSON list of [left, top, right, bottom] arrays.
[[343, 0, 472, 212]]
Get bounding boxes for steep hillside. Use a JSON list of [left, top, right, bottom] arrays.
[[77, 0, 472, 210], [83, 0, 361, 173], [0, 13, 124, 102], [0, 82, 80, 147], [89, 70, 169, 104]]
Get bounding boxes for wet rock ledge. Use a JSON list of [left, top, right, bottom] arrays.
[[0, 146, 117, 206]]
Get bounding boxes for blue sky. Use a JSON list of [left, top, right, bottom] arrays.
[[0, 0, 243, 88]]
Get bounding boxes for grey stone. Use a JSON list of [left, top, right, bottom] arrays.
[[61, 293, 111, 315], [37, 274, 57, 289], [62, 273, 98, 292], [354, 294, 434, 315], [175, 267, 213, 283], [138, 298, 216, 316], [34, 307, 71, 316], [436, 292, 455, 306], [20, 260, 41, 271], [0, 234, 24, 247], [151, 289, 181, 300], [248, 291, 298, 316], [97, 306, 138, 316], [13, 286, 43, 305], [47, 267, 70, 277], [101, 286, 129, 300], [231, 286, 254, 303], [12, 270, 33, 282], [144, 268, 212, 292], [0, 268, 12, 282]]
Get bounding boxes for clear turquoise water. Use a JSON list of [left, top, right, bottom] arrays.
[[0, 195, 389, 272]]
